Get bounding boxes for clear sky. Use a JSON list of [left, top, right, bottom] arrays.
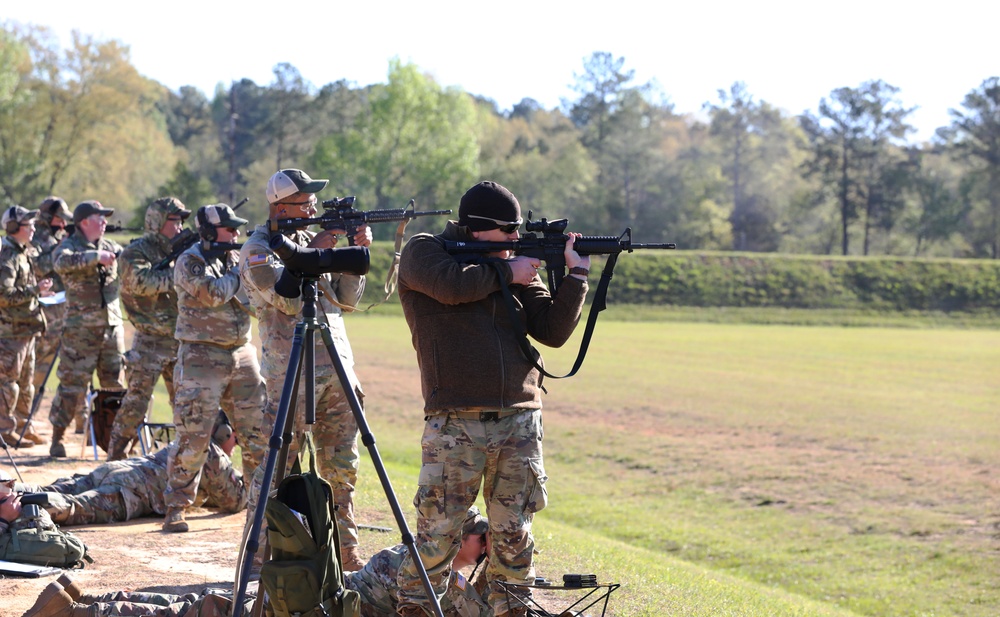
[[5, 1, 998, 144]]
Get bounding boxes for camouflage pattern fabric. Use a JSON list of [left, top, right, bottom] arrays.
[[173, 242, 250, 347], [79, 589, 252, 617], [52, 229, 123, 329], [397, 411, 546, 617], [0, 236, 45, 434], [348, 543, 490, 617], [240, 224, 365, 549], [49, 229, 125, 429], [0, 336, 35, 434], [47, 324, 125, 429], [19, 441, 245, 525], [110, 330, 177, 452], [31, 222, 67, 400]]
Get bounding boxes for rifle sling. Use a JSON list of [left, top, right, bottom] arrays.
[[490, 252, 619, 380]]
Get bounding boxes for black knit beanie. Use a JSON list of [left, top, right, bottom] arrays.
[[458, 181, 521, 231]]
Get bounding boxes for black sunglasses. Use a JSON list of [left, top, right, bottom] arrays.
[[467, 214, 522, 234]]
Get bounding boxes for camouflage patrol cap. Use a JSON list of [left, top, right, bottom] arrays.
[[151, 197, 192, 219], [39, 196, 72, 222], [463, 505, 489, 536]]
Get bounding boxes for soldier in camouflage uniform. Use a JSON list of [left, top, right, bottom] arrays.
[[395, 182, 590, 617], [0, 206, 52, 448], [108, 197, 191, 460], [239, 168, 370, 570], [23, 196, 73, 444], [163, 203, 267, 533], [348, 507, 492, 617], [17, 419, 245, 526], [48, 200, 126, 457]]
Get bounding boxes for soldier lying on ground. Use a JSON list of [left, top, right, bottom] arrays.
[[21, 507, 493, 617], [15, 421, 244, 526]]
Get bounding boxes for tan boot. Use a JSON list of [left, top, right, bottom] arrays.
[[49, 425, 67, 458], [340, 545, 365, 572], [21, 582, 87, 617], [18, 422, 48, 445], [162, 507, 189, 533], [0, 431, 33, 448], [56, 573, 83, 601]]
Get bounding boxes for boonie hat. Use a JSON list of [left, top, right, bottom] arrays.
[[2, 205, 37, 228], [266, 169, 329, 204], [458, 181, 521, 231], [39, 196, 72, 222], [462, 506, 489, 536], [198, 203, 250, 229], [73, 200, 115, 224]]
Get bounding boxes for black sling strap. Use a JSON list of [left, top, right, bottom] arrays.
[[491, 252, 620, 380]]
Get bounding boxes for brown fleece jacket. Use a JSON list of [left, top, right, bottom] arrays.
[[398, 221, 587, 413]]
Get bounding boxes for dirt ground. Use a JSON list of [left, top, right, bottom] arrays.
[[1, 420, 253, 615]]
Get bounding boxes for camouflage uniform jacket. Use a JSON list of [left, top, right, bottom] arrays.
[[53, 230, 124, 328], [120, 232, 178, 337], [29, 224, 66, 293], [348, 543, 489, 617], [174, 242, 251, 347], [0, 236, 46, 337], [398, 222, 587, 413], [239, 224, 364, 381]]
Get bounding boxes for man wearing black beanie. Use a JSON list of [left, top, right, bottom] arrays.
[[395, 181, 590, 617]]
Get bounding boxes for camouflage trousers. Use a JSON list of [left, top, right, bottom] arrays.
[[33, 302, 64, 392], [397, 410, 547, 617], [111, 331, 178, 448], [24, 460, 153, 525], [49, 325, 125, 429], [164, 342, 267, 509], [44, 485, 128, 526], [0, 336, 36, 434], [261, 374, 362, 549], [81, 590, 249, 617]]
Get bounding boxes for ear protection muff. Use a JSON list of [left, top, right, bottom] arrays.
[[197, 207, 218, 242], [5, 207, 20, 234]]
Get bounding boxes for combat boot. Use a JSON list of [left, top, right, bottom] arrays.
[[49, 425, 67, 458], [18, 422, 48, 445], [162, 507, 189, 533], [0, 431, 33, 448], [21, 582, 88, 617], [56, 573, 83, 601], [341, 545, 365, 572]]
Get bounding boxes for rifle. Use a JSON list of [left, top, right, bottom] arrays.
[[154, 197, 249, 270], [63, 222, 143, 236], [444, 215, 675, 380], [268, 197, 451, 243], [444, 216, 675, 292]]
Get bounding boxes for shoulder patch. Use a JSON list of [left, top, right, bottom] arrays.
[[186, 259, 205, 277], [245, 253, 270, 268]]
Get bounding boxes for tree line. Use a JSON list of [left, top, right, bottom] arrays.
[[2, 22, 999, 258]]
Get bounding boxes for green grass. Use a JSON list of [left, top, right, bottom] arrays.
[[142, 311, 1000, 616]]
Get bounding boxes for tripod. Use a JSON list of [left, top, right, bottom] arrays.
[[232, 275, 443, 617]]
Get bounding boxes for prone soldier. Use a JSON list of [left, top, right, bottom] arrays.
[[17, 418, 245, 526], [24, 196, 73, 444], [239, 168, 370, 570], [163, 204, 268, 533], [0, 206, 52, 447], [108, 197, 191, 460]]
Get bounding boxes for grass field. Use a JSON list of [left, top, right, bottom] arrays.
[[143, 311, 998, 616]]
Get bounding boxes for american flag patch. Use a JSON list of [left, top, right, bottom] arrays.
[[246, 253, 269, 267]]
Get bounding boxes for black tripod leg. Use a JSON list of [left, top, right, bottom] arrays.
[[317, 323, 445, 617], [232, 321, 307, 617], [1, 439, 23, 482]]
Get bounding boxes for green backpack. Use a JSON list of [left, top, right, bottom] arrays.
[[260, 434, 360, 617], [0, 507, 92, 569]]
